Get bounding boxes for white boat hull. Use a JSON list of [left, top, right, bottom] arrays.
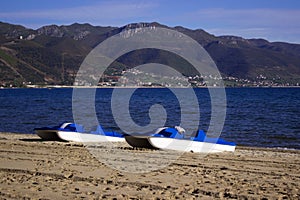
[[149, 137, 236, 153], [57, 131, 125, 143]]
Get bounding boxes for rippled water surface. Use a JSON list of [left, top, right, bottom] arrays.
[[0, 88, 299, 149]]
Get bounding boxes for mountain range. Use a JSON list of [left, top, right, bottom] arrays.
[[0, 21, 300, 87]]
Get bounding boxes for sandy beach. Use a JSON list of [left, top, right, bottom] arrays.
[[0, 132, 299, 199]]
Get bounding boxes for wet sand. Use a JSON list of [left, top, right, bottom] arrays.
[[0, 132, 299, 199]]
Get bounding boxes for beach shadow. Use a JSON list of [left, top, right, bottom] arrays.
[[19, 138, 66, 142], [19, 138, 46, 142]]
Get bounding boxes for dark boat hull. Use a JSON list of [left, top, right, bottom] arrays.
[[125, 136, 158, 149]]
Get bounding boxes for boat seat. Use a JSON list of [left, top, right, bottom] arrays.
[[191, 130, 236, 146], [63, 124, 85, 132], [90, 125, 124, 138], [155, 127, 184, 139], [91, 125, 105, 135], [191, 130, 206, 141]]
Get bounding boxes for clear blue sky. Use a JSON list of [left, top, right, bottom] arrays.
[[1, 0, 299, 43]]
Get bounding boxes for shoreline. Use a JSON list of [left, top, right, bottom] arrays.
[[0, 132, 300, 153], [1, 132, 300, 151], [0, 132, 299, 199], [2, 131, 300, 151], [1, 85, 300, 89]]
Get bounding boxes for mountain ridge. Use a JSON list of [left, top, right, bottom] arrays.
[[0, 21, 299, 87]]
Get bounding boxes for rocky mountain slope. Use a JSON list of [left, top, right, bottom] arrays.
[[0, 21, 299, 87]]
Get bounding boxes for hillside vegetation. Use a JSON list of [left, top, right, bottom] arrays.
[[0, 21, 299, 87]]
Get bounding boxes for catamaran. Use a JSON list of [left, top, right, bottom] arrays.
[[125, 126, 236, 153], [34, 123, 125, 142]]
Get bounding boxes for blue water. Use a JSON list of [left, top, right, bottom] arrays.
[[0, 88, 299, 149]]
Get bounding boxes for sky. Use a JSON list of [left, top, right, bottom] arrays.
[[1, 0, 300, 43]]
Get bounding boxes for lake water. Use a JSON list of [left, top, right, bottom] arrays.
[[0, 88, 299, 149]]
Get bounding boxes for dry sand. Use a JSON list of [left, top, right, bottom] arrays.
[[0, 132, 299, 200]]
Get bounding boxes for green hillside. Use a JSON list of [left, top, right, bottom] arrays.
[[0, 21, 299, 87]]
